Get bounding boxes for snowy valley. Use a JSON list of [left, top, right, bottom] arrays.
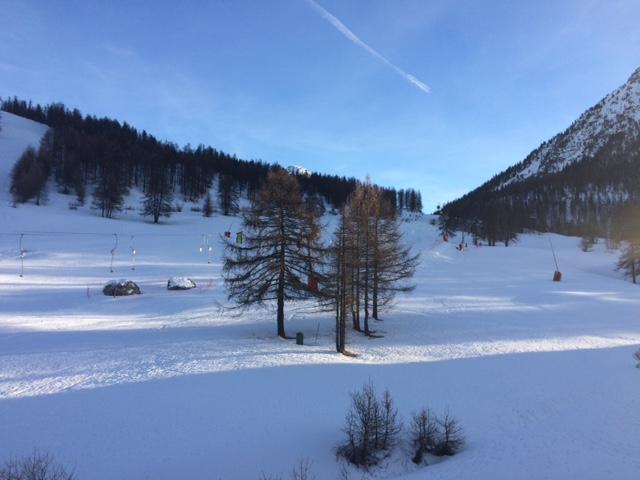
[[0, 110, 639, 479]]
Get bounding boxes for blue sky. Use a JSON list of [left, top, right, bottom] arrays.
[[1, 0, 639, 210]]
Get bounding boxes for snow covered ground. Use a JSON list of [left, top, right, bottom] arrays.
[[0, 112, 639, 479]]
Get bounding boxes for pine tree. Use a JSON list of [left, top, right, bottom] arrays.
[[9, 142, 50, 205], [438, 213, 457, 241], [223, 170, 325, 338], [202, 191, 214, 217], [415, 191, 423, 213], [142, 167, 173, 223], [397, 189, 405, 212], [218, 174, 240, 216], [92, 163, 128, 218], [498, 202, 519, 246]]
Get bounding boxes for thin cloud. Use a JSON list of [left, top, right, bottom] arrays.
[[305, 0, 430, 93]]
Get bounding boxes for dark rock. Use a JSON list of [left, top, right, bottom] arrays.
[[103, 279, 141, 296]]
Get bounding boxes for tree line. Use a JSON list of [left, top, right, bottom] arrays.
[[223, 170, 418, 353], [3, 98, 424, 219]]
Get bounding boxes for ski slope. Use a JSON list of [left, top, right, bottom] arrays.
[[0, 111, 49, 203], [0, 115, 639, 479]]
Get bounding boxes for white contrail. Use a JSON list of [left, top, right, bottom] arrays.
[[305, 0, 430, 93]]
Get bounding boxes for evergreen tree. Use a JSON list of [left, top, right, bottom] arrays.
[[438, 213, 457, 241], [218, 173, 240, 216], [223, 170, 325, 338], [92, 165, 127, 218], [397, 189, 405, 212], [9, 142, 50, 205], [91, 139, 128, 218], [415, 191, 423, 213], [142, 167, 173, 223], [202, 191, 214, 217]]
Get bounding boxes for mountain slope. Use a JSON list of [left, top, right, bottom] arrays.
[[0, 111, 49, 202], [502, 66, 640, 187], [443, 66, 640, 235]]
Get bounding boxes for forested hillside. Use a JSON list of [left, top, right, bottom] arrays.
[[1, 98, 424, 218]]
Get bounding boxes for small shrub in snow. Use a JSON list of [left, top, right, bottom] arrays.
[[580, 235, 596, 252], [173, 202, 183, 212], [379, 389, 402, 451], [190, 206, 202, 213], [259, 459, 315, 480], [433, 410, 465, 456], [410, 408, 438, 464], [0, 452, 74, 480], [291, 458, 314, 480], [634, 348, 640, 368], [258, 474, 281, 480], [410, 408, 465, 463], [337, 382, 401, 468]]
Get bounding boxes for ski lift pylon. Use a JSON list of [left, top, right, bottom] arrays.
[[130, 235, 136, 271], [110, 233, 118, 273], [18, 233, 25, 277]]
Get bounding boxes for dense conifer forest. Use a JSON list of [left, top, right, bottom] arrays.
[[2, 97, 424, 217]]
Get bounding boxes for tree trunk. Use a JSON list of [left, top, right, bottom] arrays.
[[336, 239, 342, 352], [277, 280, 285, 337], [363, 205, 370, 335], [277, 208, 286, 338], [364, 246, 370, 335], [351, 265, 360, 331], [372, 216, 379, 320], [372, 271, 378, 320]]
